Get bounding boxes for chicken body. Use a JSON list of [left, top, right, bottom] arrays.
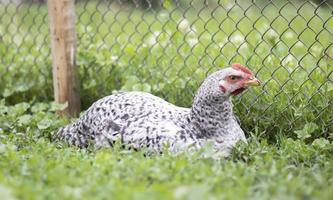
[[56, 64, 260, 156]]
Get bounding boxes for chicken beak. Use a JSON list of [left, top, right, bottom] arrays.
[[244, 77, 261, 87]]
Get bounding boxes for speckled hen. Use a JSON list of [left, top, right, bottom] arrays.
[[56, 63, 260, 156]]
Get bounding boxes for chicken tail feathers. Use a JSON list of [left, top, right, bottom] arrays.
[[53, 123, 89, 148]]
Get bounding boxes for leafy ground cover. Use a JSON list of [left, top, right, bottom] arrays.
[[0, 101, 333, 200], [0, 1, 332, 199]]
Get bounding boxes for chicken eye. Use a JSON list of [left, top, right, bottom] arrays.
[[230, 75, 237, 80]]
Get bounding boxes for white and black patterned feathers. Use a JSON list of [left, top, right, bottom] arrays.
[[56, 64, 260, 156]]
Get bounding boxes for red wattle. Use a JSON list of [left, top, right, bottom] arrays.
[[219, 85, 226, 93]]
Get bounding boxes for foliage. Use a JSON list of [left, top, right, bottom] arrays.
[[0, 2, 332, 140], [0, 1, 332, 199], [0, 101, 333, 200]]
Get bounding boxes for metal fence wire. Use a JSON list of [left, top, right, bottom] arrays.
[[0, 0, 332, 139]]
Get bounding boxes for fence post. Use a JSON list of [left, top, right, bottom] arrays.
[[47, 0, 80, 117]]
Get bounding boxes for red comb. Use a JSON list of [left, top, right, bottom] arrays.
[[232, 63, 253, 75]]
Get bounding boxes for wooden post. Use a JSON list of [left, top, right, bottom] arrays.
[[47, 0, 80, 117]]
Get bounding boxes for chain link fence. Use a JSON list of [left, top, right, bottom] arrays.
[[0, 0, 332, 139]]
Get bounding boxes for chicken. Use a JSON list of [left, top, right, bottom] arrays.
[[55, 63, 260, 156]]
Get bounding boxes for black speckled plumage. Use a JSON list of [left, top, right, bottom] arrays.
[[56, 65, 260, 156]]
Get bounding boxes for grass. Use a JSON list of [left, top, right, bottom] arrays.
[[0, 1, 333, 199], [0, 101, 333, 200]]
